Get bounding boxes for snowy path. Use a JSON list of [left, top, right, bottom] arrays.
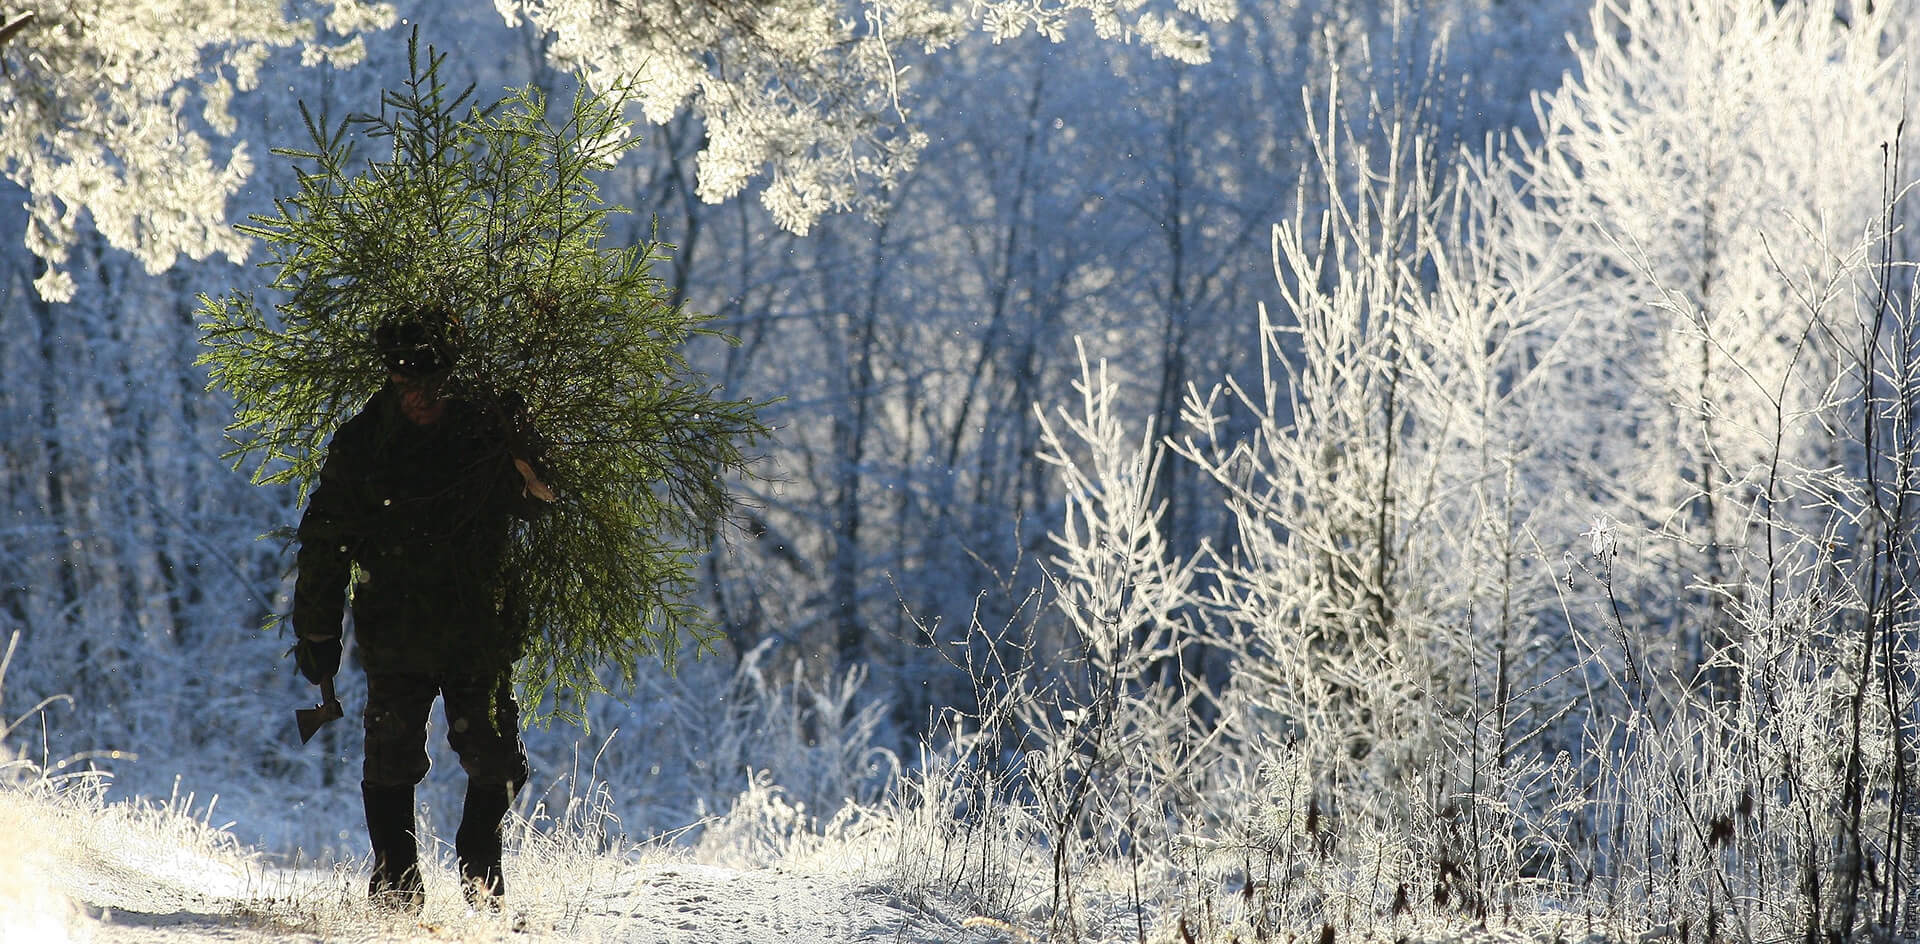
[[65, 855, 1002, 943]]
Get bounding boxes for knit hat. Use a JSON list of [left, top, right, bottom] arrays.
[[374, 305, 460, 377]]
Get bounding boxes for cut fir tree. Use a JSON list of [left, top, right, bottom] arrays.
[[198, 34, 767, 727]]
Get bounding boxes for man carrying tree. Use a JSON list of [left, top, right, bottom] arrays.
[[291, 306, 556, 912], [200, 46, 763, 914]]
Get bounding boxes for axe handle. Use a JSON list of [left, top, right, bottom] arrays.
[[319, 676, 339, 710]]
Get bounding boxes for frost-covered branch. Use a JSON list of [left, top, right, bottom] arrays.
[[0, 0, 395, 300], [1035, 340, 1198, 679], [495, 0, 1233, 234]]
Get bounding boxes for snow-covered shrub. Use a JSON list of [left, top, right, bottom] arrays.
[[1475, 0, 1918, 934], [1506, 0, 1907, 694], [525, 638, 901, 841], [860, 355, 1217, 934], [1143, 57, 1577, 931], [882, 721, 1052, 919], [1033, 2, 1920, 939], [1024, 342, 1207, 935]]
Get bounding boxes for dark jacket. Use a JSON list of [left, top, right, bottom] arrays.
[[293, 385, 546, 676]]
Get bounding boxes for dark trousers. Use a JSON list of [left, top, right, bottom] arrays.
[[362, 670, 530, 790]]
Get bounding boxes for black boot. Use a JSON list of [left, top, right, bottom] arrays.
[[362, 781, 424, 913], [455, 778, 518, 907]]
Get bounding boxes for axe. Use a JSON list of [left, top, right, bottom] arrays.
[[296, 677, 345, 744]]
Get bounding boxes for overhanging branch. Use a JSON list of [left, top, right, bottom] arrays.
[[0, 11, 35, 51]]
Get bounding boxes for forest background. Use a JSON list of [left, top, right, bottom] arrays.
[[5, 0, 1920, 940]]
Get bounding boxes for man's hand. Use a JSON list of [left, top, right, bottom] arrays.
[[295, 636, 342, 685], [514, 457, 557, 502]]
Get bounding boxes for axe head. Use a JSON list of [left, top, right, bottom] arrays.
[[296, 698, 344, 744]]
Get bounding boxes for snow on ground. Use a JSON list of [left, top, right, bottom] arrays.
[[8, 777, 1009, 944], [67, 859, 994, 943]]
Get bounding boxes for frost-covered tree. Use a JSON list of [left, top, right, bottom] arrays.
[[495, 0, 1236, 234], [1173, 74, 1570, 796], [3, 0, 1236, 300], [1506, 0, 1906, 688], [0, 0, 396, 300]]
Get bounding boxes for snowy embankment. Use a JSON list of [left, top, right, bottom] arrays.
[[3, 774, 1003, 944]]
